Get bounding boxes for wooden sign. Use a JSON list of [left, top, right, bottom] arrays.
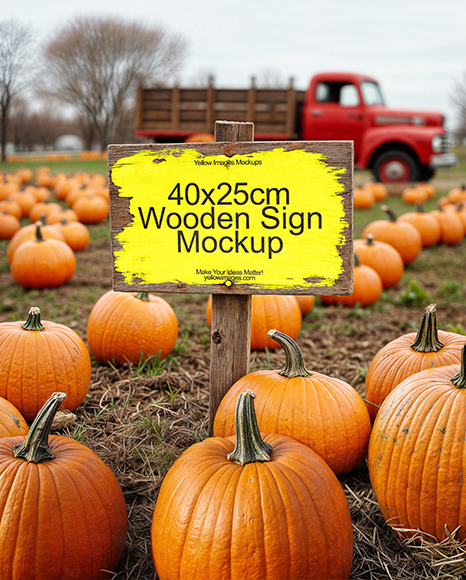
[[108, 140, 353, 296]]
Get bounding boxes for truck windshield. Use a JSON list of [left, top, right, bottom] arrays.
[[361, 81, 385, 106]]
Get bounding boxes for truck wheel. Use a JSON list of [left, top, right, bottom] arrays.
[[418, 165, 435, 182], [373, 150, 419, 183]]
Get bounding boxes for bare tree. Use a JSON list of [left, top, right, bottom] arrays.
[[451, 72, 466, 142], [40, 16, 188, 151], [0, 20, 34, 161]]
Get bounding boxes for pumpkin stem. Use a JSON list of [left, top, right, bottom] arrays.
[[267, 329, 312, 378], [381, 205, 398, 223], [227, 390, 272, 466], [366, 233, 375, 246], [410, 303, 444, 353], [13, 392, 67, 463], [416, 204, 425, 213], [34, 220, 44, 242], [21, 306, 45, 331], [135, 291, 149, 302], [451, 346, 466, 389]]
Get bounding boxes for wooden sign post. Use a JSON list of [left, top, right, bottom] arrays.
[[107, 122, 353, 433]]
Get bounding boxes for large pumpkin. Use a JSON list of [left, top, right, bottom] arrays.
[[214, 329, 371, 475], [86, 290, 178, 365], [0, 392, 128, 579], [362, 205, 422, 265], [206, 294, 302, 350], [364, 303, 466, 422], [7, 220, 65, 263], [152, 390, 353, 579], [0, 307, 91, 421], [368, 346, 466, 542]]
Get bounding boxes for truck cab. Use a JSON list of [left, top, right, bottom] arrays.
[[301, 72, 457, 182]]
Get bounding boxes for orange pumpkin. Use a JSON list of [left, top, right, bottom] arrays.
[[0, 211, 21, 239], [57, 219, 90, 251], [368, 346, 466, 542], [7, 221, 65, 264], [398, 204, 441, 247], [72, 194, 109, 223], [364, 303, 466, 422], [429, 207, 464, 245], [401, 185, 427, 205], [293, 294, 315, 315], [354, 234, 404, 289], [0, 199, 22, 219], [10, 222, 76, 289], [0, 392, 128, 578], [362, 205, 422, 265], [153, 390, 354, 579], [214, 329, 371, 475], [321, 254, 383, 307], [0, 307, 91, 421], [206, 294, 302, 350], [354, 186, 375, 209], [86, 290, 179, 365], [0, 397, 28, 438]]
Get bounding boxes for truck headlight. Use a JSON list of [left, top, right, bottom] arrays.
[[432, 135, 445, 153]]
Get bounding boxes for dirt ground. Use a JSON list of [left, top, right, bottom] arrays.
[[1, 171, 466, 579]]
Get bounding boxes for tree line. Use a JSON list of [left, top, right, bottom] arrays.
[[0, 16, 187, 161]]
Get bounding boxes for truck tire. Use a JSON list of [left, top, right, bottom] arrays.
[[372, 150, 419, 183], [418, 165, 435, 182]]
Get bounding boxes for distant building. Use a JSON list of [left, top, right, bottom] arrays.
[[54, 134, 84, 151]]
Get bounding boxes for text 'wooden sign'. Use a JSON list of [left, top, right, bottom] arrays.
[[108, 140, 353, 295]]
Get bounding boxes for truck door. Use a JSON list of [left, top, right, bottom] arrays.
[[303, 81, 366, 161]]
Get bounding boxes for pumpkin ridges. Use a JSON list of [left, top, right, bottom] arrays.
[[369, 362, 466, 541], [152, 426, 353, 579]]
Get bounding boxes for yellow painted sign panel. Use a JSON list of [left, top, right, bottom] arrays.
[[108, 141, 353, 295]]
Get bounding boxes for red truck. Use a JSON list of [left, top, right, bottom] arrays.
[[135, 71, 457, 183]]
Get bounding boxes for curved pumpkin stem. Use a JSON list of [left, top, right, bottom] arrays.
[[13, 392, 66, 463], [267, 329, 312, 378], [227, 390, 272, 466], [135, 291, 149, 302], [410, 303, 444, 353], [451, 346, 466, 389], [22, 306, 45, 331], [381, 205, 398, 223]]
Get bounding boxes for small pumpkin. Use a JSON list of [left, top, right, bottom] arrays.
[[368, 345, 466, 542], [153, 389, 353, 579], [0, 211, 21, 239], [354, 186, 375, 209], [214, 329, 371, 475], [86, 290, 178, 365], [0, 397, 28, 438], [365, 181, 388, 202], [364, 303, 466, 422], [57, 218, 90, 251], [397, 204, 441, 247], [206, 294, 302, 350], [354, 234, 404, 289], [362, 205, 422, 265], [321, 253, 383, 307], [293, 294, 315, 315], [0, 306, 91, 421], [429, 207, 464, 245], [72, 194, 109, 224], [7, 220, 65, 264], [401, 185, 427, 205], [10, 222, 76, 289], [0, 392, 128, 579]]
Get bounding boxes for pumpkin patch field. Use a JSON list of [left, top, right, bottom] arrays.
[[1, 157, 466, 579]]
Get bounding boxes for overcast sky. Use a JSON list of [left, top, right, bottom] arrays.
[[7, 0, 466, 130]]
